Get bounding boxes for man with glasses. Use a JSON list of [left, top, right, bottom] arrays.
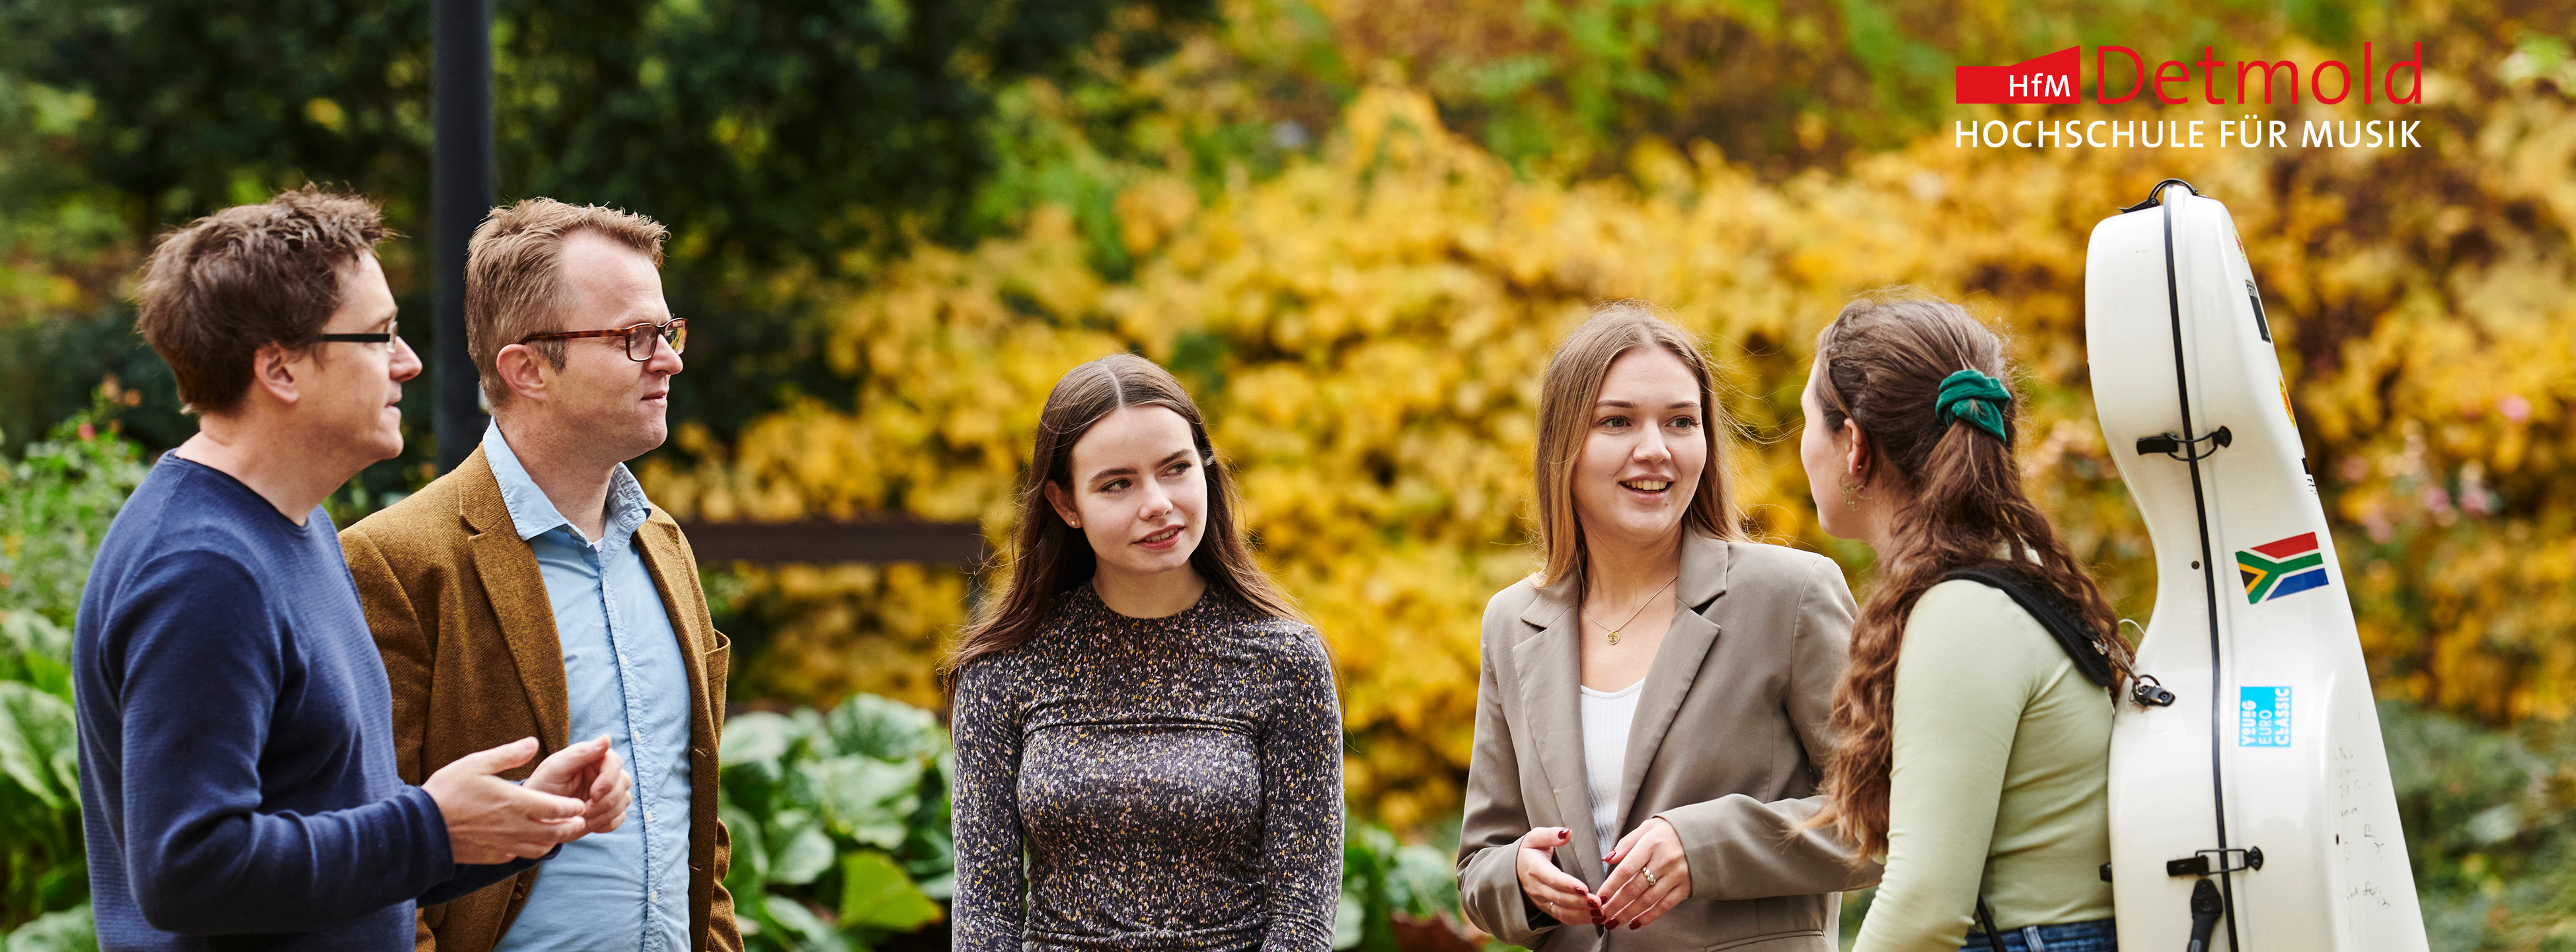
[[75, 187, 632, 951], [342, 198, 739, 951]]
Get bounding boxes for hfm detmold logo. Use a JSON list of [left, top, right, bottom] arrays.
[[1952, 43, 2425, 150]]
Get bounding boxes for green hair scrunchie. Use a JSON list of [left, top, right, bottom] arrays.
[[1935, 369, 2012, 442]]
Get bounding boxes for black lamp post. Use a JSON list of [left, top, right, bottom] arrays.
[[431, 0, 492, 473]]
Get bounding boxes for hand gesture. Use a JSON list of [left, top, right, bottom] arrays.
[[1597, 816, 1691, 930], [1515, 827, 1600, 927], [422, 737, 590, 865], [525, 734, 634, 834]]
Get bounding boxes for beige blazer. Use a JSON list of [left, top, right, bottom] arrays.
[[1457, 534, 1880, 951]]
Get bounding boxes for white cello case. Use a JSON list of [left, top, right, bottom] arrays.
[[2087, 180, 2428, 952]]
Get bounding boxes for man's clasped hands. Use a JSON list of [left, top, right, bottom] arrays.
[[422, 735, 637, 865]]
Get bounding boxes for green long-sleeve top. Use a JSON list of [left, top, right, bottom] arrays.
[[1851, 579, 2116, 952]]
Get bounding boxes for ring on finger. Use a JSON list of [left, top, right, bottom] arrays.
[[1642, 869, 1659, 888]]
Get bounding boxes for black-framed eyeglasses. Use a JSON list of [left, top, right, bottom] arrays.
[[318, 332, 399, 354], [519, 317, 687, 362]]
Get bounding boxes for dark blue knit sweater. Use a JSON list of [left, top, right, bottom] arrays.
[[74, 456, 535, 951]]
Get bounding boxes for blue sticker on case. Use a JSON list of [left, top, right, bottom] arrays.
[[2240, 686, 2292, 747]]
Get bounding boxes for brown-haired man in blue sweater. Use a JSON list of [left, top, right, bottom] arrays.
[[72, 188, 633, 951]]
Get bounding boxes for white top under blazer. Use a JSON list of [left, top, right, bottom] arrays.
[[1581, 678, 1647, 859]]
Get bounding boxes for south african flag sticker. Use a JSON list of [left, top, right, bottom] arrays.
[[2239, 532, 2332, 604]]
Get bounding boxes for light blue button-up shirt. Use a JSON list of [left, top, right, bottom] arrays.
[[483, 424, 693, 952]]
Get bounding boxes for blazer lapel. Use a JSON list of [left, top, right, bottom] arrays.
[[457, 448, 572, 752], [1514, 580, 1608, 886], [634, 514, 715, 708], [1612, 534, 1733, 840]]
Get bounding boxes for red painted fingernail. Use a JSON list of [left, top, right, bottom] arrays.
[[1630, 921, 1642, 930]]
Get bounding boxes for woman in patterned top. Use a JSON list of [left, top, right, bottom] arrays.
[[946, 353, 1342, 952]]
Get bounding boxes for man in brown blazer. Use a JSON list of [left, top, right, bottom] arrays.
[[343, 198, 738, 951]]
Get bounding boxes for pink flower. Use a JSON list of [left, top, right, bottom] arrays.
[[2501, 395, 2532, 424], [2422, 485, 2454, 514], [77, 422, 95, 441], [2462, 487, 2494, 517]]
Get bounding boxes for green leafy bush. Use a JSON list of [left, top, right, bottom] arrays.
[[718, 694, 954, 951], [0, 401, 138, 941], [0, 610, 81, 938], [0, 904, 93, 952], [1337, 818, 1478, 951], [1, 399, 147, 625], [2382, 699, 2576, 951]]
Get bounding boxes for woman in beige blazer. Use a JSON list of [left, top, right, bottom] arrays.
[[1458, 303, 1879, 951]]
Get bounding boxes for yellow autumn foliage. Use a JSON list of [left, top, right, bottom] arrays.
[[646, 69, 2576, 828]]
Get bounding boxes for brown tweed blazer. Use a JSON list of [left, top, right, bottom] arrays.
[[340, 446, 739, 952]]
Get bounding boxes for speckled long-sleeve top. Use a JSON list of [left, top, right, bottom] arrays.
[[950, 584, 1344, 952]]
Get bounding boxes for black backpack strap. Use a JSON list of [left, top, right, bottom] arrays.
[[1939, 567, 2117, 690], [1947, 566, 2105, 945]]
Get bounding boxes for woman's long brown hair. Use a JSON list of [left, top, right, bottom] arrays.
[[942, 353, 1302, 676], [1808, 292, 2133, 857], [1533, 301, 1745, 597]]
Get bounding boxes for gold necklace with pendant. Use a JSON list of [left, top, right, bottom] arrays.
[[1585, 575, 1679, 645]]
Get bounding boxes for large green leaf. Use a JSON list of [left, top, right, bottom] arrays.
[[1332, 893, 1364, 951], [726, 887, 773, 946], [1341, 820, 1398, 882], [721, 711, 805, 769], [0, 612, 72, 701], [909, 872, 953, 902], [32, 865, 85, 914], [765, 810, 837, 886], [836, 850, 942, 932], [0, 682, 76, 811], [721, 802, 771, 888], [1386, 844, 1461, 920], [761, 896, 850, 952], [3, 902, 94, 952], [899, 815, 952, 884], [716, 694, 953, 947], [811, 756, 922, 851], [821, 694, 940, 762], [17, 653, 69, 706]]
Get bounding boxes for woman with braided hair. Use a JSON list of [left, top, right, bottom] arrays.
[[1799, 292, 2129, 952]]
